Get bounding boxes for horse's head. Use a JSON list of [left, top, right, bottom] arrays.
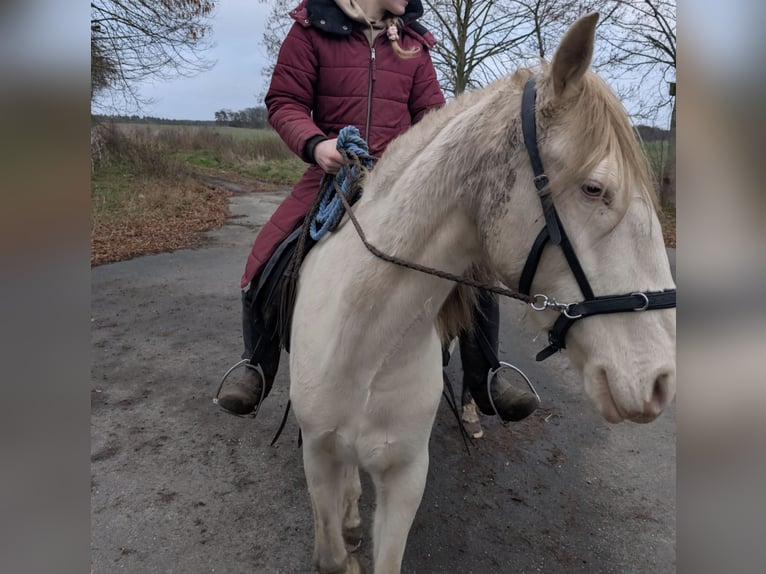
[[482, 13, 676, 423]]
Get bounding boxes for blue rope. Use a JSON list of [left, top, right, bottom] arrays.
[[309, 126, 375, 241]]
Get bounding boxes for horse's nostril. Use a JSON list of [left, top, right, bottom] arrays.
[[650, 371, 671, 412]]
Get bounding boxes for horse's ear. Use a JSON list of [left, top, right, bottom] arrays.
[[550, 12, 599, 98]]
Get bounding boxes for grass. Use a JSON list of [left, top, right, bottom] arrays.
[[113, 123, 309, 184], [90, 122, 310, 265], [91, 121, 675, 266], [238, 157, 307, 182], [657, 206, 676, 249], [91, 162, 133, 220], [174, 149, 307, 184], [90, 124, 234, 265], [643, 140, 668, 191], [642, 140, 676, 247]]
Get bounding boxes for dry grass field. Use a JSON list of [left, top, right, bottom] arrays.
[[90, 123, 306, 265], [90, 122, 674, 265]]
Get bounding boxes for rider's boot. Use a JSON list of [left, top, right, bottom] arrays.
[[216, 366, 265, 415], [216, 343, 280, 415], [460, 290, 540, 422], [216, 284, 281, 416]]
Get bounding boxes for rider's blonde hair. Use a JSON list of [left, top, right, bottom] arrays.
[[385, 17, 420, 59]]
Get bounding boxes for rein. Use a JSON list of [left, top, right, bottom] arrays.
[[328, 173, 536, 305]]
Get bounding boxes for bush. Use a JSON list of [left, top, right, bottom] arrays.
[[91, 123, 189, 180]]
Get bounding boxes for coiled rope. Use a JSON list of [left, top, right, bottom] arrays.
[[309, 126, 375, 240]]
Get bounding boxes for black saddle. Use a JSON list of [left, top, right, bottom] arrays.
[[252, 225, 316, 353]]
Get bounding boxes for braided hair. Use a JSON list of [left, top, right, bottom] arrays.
[[384, 16, 420, 59]]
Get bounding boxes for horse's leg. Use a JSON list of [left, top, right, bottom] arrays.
[[342, 465, 363, 551], [303, 444, 364, 574], [364, 336, 443, 573], [369, 447, 430, 574]]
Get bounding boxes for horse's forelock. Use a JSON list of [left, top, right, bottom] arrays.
[[538, 70, 658, 213]]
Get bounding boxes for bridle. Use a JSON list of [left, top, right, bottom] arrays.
[[518, 78, 676, 361]]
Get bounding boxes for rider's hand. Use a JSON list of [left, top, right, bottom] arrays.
[[314, 138, 345, 174]]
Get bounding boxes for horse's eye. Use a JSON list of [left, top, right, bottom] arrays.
[[581, 183, 602, 197]]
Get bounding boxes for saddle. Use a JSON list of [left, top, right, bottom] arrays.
[[251, 225, 316, 353]]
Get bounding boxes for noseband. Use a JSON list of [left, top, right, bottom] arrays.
[[519, 79, 677, 361]]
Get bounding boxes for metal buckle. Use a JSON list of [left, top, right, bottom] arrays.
[[562, 304, 583, 319], [531, 293, 582, 319], [212, 359, 266, 419], [631, 292, 650, 311]]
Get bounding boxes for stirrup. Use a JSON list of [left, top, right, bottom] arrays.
[[485, 361, 541, 424], [213, 359, 266, 419]]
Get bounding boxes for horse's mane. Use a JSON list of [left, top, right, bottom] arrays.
[[369, 63, 656, 217], [363, 84, 497, 202]]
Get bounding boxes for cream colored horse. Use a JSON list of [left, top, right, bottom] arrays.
[[289, 13, 675, 574]]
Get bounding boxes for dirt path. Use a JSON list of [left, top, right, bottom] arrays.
[[91, 183, 676, 573]]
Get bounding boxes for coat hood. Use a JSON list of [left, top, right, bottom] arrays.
[[289, 0, 435, 48]]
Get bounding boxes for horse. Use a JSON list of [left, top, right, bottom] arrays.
[[287, 13, 676, 574]]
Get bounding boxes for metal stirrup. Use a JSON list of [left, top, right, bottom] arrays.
[[213, 359, 266, 419], [485, 361, 540, 424]]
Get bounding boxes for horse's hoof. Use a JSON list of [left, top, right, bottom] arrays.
[[343, 525, 363, 552], [461, 400, 484, 438]]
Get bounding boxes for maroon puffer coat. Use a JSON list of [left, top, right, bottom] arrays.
[[241, 0, 445, 288]]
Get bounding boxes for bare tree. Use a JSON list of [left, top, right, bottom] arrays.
[[602, 0, 675, 113], [258, 0, 295, 102], [91, 0, 217, 111], [510, 0, 620, 61], [423, 0, 623, 97], [605, 0, 676, 206], [422, 0, 540, 96]]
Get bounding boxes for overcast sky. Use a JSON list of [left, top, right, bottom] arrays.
[[134, 2, 272, 121], [115, 0, 758, 127]]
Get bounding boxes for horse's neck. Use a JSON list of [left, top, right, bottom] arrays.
[[328, 171, 480, 338], [357, 172, 480, 282], [340, 81, 522, 309], [355, 99, 493, 276]]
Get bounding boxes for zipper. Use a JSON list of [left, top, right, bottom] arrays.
[[365, 38, 378, 142]]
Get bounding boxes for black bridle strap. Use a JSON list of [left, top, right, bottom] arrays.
[[518, 207, 596, 302], [518, 226, 550, 295], [521, 79, 562, 246], [536, 290, 677, 361], [569, 290, 677, 317], [556, 212, 595, 301], [520, 80, 595, 301]]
